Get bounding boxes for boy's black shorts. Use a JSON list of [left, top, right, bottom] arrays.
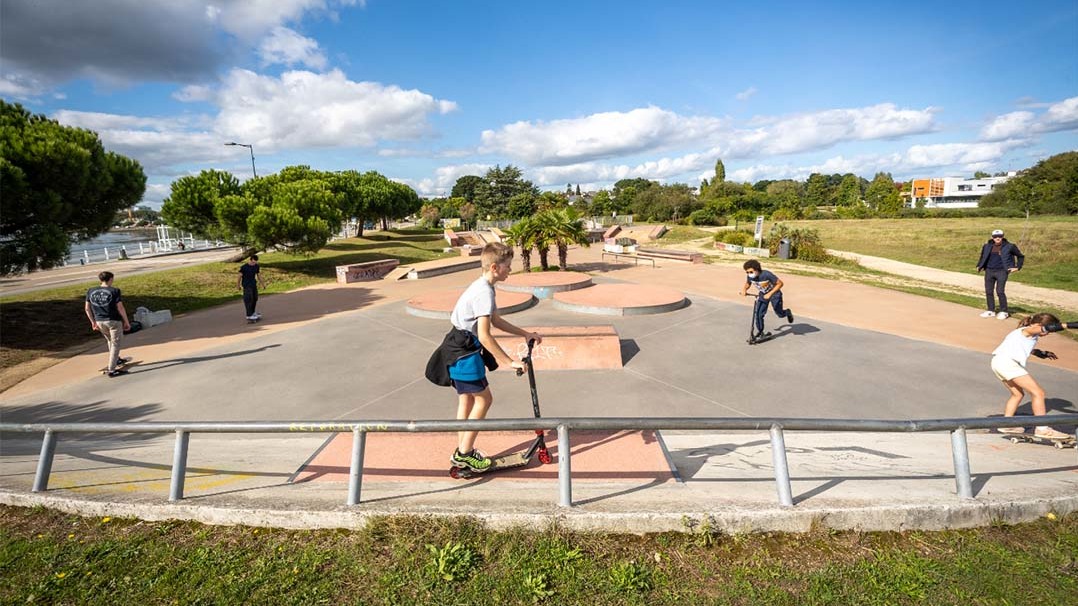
[[452, 377, 489, 395]]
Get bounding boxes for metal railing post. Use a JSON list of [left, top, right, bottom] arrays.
[[347, 429, 367, 506], [950, 427, 973, 499], [169, 430, 190, 502], [32, 430, 57, 493], [769, 425, 794, 507], [558, 424, 572, 507]]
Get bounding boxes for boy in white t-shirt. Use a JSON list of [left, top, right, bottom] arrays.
[[991, 312, 1074, 440], [444, 242, 541, 472]]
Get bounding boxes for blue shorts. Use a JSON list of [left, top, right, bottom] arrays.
[[452, 377, 489, 395]]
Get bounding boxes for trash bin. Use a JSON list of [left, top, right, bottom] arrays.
[[778, 238, 791, 259]]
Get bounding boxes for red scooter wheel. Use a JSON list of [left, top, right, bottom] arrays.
[[537, 448, 552, 465]]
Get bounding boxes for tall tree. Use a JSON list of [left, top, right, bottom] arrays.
[[865, 172, 902, 214], [473, 165, 537, 220], [835, 174, 862, 207], [1, 101, 147, 273], [804, 173, 830, 207], [450, 175, 484, 202]]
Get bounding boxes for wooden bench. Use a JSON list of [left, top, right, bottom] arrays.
[[601, 252, 655, 267], [636, 247, 704, 264], [335, 259, 400, 283]]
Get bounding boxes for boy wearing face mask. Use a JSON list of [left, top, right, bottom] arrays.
[[739, 259, 794, 342]]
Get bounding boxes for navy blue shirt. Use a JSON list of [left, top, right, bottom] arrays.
[[985, 244, 1005, 270], [239, 263, 260, 289], [86, 286, 122, 321], [746, 269, 780, 295]]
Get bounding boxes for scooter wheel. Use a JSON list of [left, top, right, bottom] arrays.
[[538, 449, 552, 465], [449, 467, 462, 479]]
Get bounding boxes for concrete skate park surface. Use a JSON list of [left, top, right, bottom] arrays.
[[2, 245, 1077, 533]]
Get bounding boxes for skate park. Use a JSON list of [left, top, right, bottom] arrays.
[[1, 240, 1077, 534]]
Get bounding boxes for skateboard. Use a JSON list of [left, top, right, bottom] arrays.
[[1003, 434, 1076, 449], [99, 359, 138, 374], [450, 338, 552, 479]]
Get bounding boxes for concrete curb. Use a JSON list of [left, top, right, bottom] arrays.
[[4, 490, 1074, 534]]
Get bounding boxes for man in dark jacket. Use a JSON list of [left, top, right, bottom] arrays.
[[976, 229, 1024, 320]]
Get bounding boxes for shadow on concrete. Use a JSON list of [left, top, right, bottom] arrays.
[[986, 398, 1077, 420], [0, 400, 166, 456], [620, 339, 640, 365], [129, 344, 282, 374]]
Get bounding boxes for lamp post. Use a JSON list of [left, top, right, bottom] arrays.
[[224, 142, 257, 178]]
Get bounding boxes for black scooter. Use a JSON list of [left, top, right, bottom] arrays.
[[449, 339, 552, 479]]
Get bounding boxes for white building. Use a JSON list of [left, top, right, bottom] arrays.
[[909, 173, 1015, 208]]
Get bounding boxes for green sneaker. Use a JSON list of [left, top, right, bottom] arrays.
[[451, 449, 492, 472]]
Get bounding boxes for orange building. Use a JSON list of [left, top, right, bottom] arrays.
[[911, 179, 945, 198]]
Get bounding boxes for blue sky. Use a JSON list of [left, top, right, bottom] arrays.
[[2, 0, 1076, 207]]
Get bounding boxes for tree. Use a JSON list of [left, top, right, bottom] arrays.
[[163, 165, 342, 257], [545, 208, 591, 270], [575, 184, 582, 196], [473, 165, 537, 220], [419, 203, 440, 228], [865, 172, 902, 214], [589, 190, 613, 216], [981, 151, 1078, 215], [973, 170, 991, 179], [804, 173, 830, 207], [765, 180, 803, 215], [713, 159, 726, 184], [506, 192, 537, 219], [834, 174, 862, 207], [503, 217, 536, 272], [1, 100, 147, 273], [459, 202, 477, 229], [450, 175, 484, 202]]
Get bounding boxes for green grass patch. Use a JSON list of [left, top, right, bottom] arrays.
[[780, 217, 1078, 292], [0, 229, 453, 371], [2, 506, 1075, 605], [656, 226, 712, 244]]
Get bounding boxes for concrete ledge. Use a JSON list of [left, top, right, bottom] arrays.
[[4, 490, 1073, 534], [494, 325, 622, 369], [406, 258, 481, 279], [552, 284, 687, 316], [335, 259, 400, 284], [637, 247, 704, 263], [405, 289, 535, 319]]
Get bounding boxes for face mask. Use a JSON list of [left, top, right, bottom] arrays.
[[746, 272, 758, 279]]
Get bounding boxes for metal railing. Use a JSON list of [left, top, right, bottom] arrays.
[[3, 415, 1077, 508]]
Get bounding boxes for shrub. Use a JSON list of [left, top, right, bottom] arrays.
[[715, 230, 753, 246], [688, 208, 727, 226], [767, 223, 833, 262]]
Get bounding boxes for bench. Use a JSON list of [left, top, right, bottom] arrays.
[[601, 252, 655, 267], [335, 259, 400, 284], [636, 247, 704, 264]]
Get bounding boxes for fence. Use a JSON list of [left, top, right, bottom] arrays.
[[3, 415, 1076, 509], [65, 238, 229, 266]]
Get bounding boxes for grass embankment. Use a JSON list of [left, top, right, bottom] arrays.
[[782, 217, 1078, 292], [2, 506, 1075, 605], [0, 229, 452, 372]]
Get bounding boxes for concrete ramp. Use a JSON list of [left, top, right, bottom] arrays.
[[494, 325, 622, 370], [382, 265, 412, 281]]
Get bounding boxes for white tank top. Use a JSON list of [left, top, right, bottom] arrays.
[[991, 328, 1038, 364]]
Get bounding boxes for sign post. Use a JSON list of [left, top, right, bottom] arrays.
[[753, 215, 765, 248]]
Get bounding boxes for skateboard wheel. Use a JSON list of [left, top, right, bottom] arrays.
[[1009, 437, 1020, 444], [1055, 442, 1065, 449]]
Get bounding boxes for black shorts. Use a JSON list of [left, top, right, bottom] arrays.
[[452, 377, 489, 395]]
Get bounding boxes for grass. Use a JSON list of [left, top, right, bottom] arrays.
[[0, 229, 453, 373], [778, 217, 1078, 292], [2, 506, 1075, 605]]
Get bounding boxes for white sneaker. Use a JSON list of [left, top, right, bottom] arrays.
[[996, 311, 1009, 320], [980, 310, 996, 318], [1034, 427, 1070, 440], [246, 315, 257, 321]]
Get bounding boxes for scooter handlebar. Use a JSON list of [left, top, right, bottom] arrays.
[[516, 338, 537, 376]]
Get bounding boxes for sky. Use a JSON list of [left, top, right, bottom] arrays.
[[2, 0, 1077, 208]]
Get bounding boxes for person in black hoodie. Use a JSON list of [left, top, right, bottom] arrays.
[[976, 229, 1024, 320]]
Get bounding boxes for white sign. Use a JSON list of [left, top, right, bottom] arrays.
[[753, 215, 765, 246]]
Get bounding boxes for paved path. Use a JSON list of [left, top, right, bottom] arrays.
[[828, 249, 1078, 313], [2, 244, 1076, 532]]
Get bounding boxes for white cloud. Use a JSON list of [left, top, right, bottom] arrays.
[[980, 111, 1035, 141], [1038, 96, 1078, 133], [480, 106, 725, 166], [214, 68, 458, 149], [173, 84, 215, 102], [258, 26, 327, 69], [735, 86, 757, 101], [409, 163, 491, 197], [204, 0, 360, 41]]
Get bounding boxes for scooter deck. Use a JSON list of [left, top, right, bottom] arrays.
[[1004, 434, 1076, 449], [450, 450, 532, 479], [747, 332, 773, 345]]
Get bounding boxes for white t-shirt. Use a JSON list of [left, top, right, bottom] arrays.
[[991, 328, 1038, 365], [450, 276, 495, 335]]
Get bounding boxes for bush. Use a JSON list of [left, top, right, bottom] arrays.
[[688, 208, 727, 226], [715, 230, 754, 246], [766, 223, 834, 262], [770, 208, 802, 221]]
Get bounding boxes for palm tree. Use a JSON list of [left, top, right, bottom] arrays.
[[532, 211, 556, 270], [548, 208, 591, 270], [503, 217, 535, 273]]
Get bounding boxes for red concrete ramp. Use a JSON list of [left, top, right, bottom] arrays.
[[494, 325, 622, 370], [292, 430, 675, 483]]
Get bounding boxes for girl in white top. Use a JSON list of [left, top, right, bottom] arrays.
[[991, 313, 1073, 440]]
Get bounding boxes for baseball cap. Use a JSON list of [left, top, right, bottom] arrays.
[[991, 229, 1004, 237]]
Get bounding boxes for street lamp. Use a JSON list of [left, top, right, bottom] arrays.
[[224, 142, 257, 178]]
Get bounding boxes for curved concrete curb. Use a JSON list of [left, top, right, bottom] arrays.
[[405, 291, 536, 320], [2, 490, 1074, 534], [552, 284, 688, 316], [497, 272, 594, 300]]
